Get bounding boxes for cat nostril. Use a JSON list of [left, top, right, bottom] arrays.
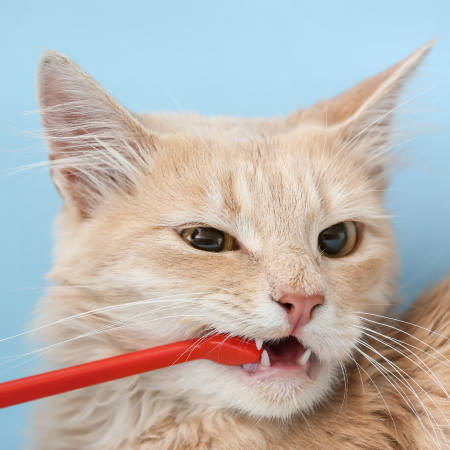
[[310, 303, 322, 317], [281, 303, 293, 312]]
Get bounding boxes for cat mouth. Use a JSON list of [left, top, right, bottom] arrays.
[[241, 336, 317, 378]]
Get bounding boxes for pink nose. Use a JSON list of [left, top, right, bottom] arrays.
[[278, 293, 325, 333]]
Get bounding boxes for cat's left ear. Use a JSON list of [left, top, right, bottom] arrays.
[[288, 40, 435, 187], [37, 50, 154, 217]]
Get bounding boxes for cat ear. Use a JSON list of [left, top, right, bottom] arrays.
[[290, 40, 435, 187], [37, 50, 153, 217]]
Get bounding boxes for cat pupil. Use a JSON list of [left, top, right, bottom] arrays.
[[190, 227, 225, 252], [318, 222, 348, 255]]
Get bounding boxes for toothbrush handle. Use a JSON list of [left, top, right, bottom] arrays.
[[0, 335, 261, 409]]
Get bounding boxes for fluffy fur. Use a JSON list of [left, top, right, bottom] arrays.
[[30, 40, 450, 449]]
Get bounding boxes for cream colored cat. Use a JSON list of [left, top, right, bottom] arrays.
[[32, 40, 450, 449]]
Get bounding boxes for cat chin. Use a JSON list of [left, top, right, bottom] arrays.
[[221, 359, 336, 420], [160, 355, 336, 421]]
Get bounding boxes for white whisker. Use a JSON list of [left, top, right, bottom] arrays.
[[354, 345, 440, 448], [346, 352, 399, 446], [358, 329, 450, 432], [356, 315, 450, 358], [355, 339, 448, 448], [0, 312, 201, 377], [0, 293, 207, 344]]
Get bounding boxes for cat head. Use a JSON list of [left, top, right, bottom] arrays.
[[37, 41, 432, 420]]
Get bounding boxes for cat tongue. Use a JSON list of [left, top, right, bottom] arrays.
[[266, 336, 303, 365]]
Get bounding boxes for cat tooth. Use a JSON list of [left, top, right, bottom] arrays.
[[255, 338, 263, 351], [297, 348, 312, 366], [261, 350, 271, 367]]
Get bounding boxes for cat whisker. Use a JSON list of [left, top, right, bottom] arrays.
[[164, 330, 221, 374], [2, 284, 240, 344], [353, 343, 441, 449], [0, 312, 200, 377], [357, 329, 450, 430], [336, 359, 348, 416], [169, 330, 233, 370], [350, 353, 365, 397], [0, 285, 95, 295], [355, 328, 450, 428], [357, 324, 450, 373], [211, 332, 239, 356], [354, 338, 449, 448], [0, 302, 190, 363], [352, 324, 450, 407], [351, 335, 425, 424], [0, 293, 207, 344], [1, 160, 52, 180], [345, 351, 400, 446], [2, 287, 250, 369], [355, 315, 450, 361]]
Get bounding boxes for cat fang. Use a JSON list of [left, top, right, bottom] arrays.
[[242, 336, 315, 377]]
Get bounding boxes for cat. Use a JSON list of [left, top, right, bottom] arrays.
[[30, 39, 450, 449]]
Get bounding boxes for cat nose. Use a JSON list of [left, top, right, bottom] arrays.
[[277, 293, 325, 333]]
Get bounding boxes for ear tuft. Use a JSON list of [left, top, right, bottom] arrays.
[[295, 40, 435, 128], [37, 50, 154, 217], [289, 40, 435, 188]]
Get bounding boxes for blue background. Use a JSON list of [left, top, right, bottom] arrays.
[[1, 1, 449, 448]]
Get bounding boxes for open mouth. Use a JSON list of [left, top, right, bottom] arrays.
[[242, 336, 315, 377]]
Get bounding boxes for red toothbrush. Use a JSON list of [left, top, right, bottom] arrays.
[[0, 334, 262, 409]]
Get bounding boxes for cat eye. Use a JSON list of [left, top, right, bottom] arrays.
[[181, 227, 235, 253], [318, 221, 357, 258]]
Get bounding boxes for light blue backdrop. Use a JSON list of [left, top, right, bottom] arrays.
[[1, 1, 449, 448]]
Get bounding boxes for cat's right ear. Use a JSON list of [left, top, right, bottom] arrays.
[[37, 50, 154, 217]]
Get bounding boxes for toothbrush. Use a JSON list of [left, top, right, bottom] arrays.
[[0, 334, 262, 409]]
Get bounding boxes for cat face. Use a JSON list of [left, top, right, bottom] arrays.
[[37, 42, 432, 419]]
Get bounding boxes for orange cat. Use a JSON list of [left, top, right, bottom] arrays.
[[32, 40, 450, 449]]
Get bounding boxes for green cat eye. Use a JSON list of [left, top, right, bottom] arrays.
[[181, 227, 234, 253], [318, 221, 357, 258]]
